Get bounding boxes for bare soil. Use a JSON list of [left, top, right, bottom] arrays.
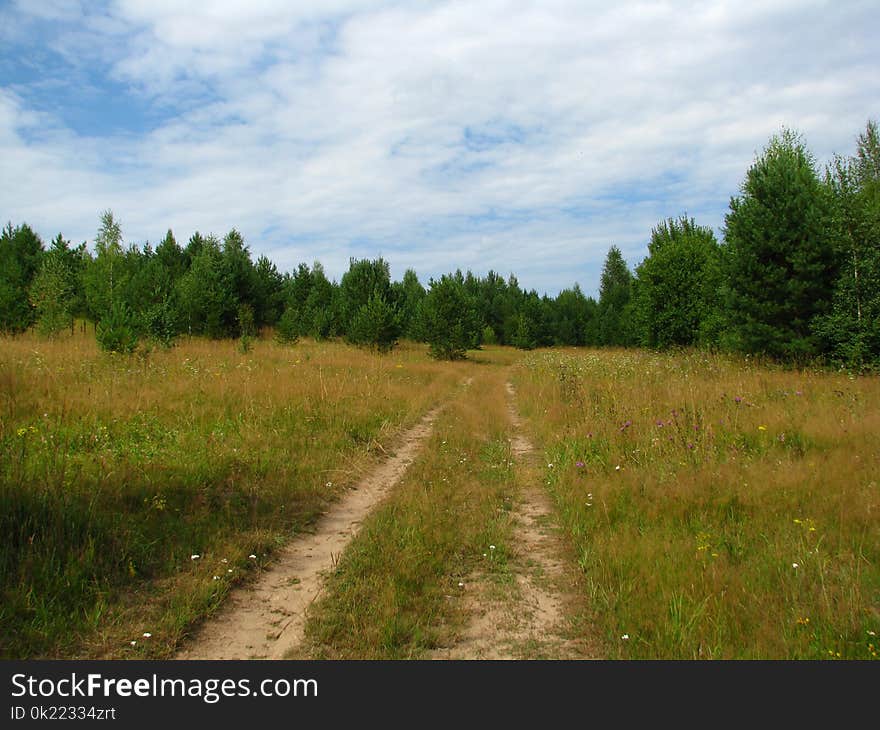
[[175, 406, 442, 660], [427, 381, 597, 659]]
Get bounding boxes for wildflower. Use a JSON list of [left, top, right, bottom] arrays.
[[489, 545, 496, 550], [615, 465, 620, 471], [142, 632, 152, 638], [621, 634, 629, 640], [792, 563, 799, 569], [458, 582, 464, 588], [213, 576, 220, 581], [656, 420, 664, 427], [221, 558, 228, 564], [796, 617, 810, 626], [758, 425, 767, 431], [575, 461, 585, 468], [248, 554, 257, 559], [548, 463, 554, 468], [191, 554, 200, 560], [619, 420, 632, 432], [130, 641, 137, 646], [587, 432, 593, 438], [734, 397, 742, 404], [325, 481, 333, 488], [687, 443, 694, 450], [227, 569, 233, 573]]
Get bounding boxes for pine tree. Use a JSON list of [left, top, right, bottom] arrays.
[[421, 274, 480, 360], [722, 128, 838, 360], [0, 222, 43, 333], [597, 245, 634, 346]]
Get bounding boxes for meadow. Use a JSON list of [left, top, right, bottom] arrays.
[[0, 329, 464, 658], [1, 332, 877, 660], [511, 349, 880, 659]]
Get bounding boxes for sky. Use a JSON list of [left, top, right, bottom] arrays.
[[1, 0, 878, 298]]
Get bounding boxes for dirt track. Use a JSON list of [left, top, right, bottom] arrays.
[[428, 381, 594, 659], [175, 406, 441, 660]]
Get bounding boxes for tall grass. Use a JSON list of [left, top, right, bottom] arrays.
[[0, 330, 462, 658], [512, 348, 880, 659]]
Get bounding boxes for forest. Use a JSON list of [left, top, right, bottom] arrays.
[[2, 121, 878, 368]]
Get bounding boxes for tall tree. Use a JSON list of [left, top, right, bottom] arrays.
[[28, 234, 77, 336], [83, 210, 127, 323], [815, 119, 880, 367], [722, 128, 838, 360], [175, 234, 234, 338], [393, 268, 426, 340], [0, 222, 43, 333], [597, 245, 634, 346]]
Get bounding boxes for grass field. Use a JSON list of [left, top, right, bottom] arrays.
[[1, 332, 877, 659], [0, 330, 463, 658], [512, 349, 880, 659]]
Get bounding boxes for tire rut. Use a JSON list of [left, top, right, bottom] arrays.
[[429, 380, 594, 660], [176, 404, 444, 660]]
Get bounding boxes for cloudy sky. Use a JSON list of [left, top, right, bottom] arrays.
[[1, 1, 877, 297]]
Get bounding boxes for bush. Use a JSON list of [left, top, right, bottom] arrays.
[[346, 294, 400, 354], [422, 274, 480, 360], [96, 302, 139, 354], [142, 298, 178, 349], [275, 306, 300, 346]]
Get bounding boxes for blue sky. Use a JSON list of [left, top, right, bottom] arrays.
[[2, 0, 878, 297]]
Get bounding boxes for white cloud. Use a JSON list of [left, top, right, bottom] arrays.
[[2, 0, 878, 295]]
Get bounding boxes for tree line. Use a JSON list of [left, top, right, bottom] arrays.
[[1, 119, 878, 366]]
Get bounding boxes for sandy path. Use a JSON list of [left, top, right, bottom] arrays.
[[176, 406, 442, 660], [429, 381, 593, 659]]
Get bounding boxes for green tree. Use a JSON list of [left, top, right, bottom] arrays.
[[347, 293, 401, 353], [29, 234, 77, 337], [552, 285, 590, 346], [96, 301, 139, 353], [421, 273, 481, 360], [815, 120, 880, 367], [0, 222, 43, 333], [83, 210, 127, 324], [303, 263, 339, 339], [392, 268, 426, 340], [597, 245, 634, 346], [633, 215, 722, 348], [253, 255, 284, 328], [339, 258, 400, 348], [722, 128, 838, 360], [175, 235, 235, 338]]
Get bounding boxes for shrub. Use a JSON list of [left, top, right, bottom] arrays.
[[96, 302, 139, 354]]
